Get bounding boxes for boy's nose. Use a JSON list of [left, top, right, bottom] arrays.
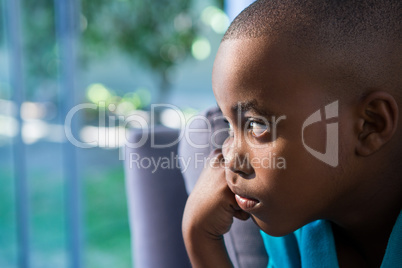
[[223, 141, 254, 178]]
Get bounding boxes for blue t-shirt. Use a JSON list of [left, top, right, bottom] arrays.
[[260, 210, 402, 268]]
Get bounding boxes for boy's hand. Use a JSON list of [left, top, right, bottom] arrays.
[[182, 149, 250, 267]]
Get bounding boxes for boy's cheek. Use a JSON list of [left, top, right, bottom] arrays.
[[221, 137, 232, 156]]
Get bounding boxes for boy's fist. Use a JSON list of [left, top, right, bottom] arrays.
[[182, 149, 250, 240]]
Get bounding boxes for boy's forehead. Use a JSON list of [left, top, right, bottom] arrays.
[[213, 38, 275, 78], [212, 38, 301, 98], [212, 37, 330, 117], [213, 38, 277, 92]]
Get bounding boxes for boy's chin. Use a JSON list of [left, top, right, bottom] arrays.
[[253, 216, 300, 237]]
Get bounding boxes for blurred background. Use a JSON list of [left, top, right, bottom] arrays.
[[0, 0, 253, 267]]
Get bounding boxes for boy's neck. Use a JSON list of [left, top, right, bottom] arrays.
[[330, 177, 402, 267], [332, 211, 398, 268]]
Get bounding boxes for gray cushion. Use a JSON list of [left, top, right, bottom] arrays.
[[125, 126, 191, 268]]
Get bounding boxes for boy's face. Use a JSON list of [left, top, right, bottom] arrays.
[[212, 38, 356, 236]]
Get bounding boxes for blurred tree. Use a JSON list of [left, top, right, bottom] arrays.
[[2, 0, 224, 102], [81, 0, 223, 101]]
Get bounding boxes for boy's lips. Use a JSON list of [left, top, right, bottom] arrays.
[[235, 194, 260, 211]]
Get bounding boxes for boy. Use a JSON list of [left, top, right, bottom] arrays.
[[182, 0, 402, 267]]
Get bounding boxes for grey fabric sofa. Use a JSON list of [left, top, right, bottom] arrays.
[[124, 107, 268, 268]]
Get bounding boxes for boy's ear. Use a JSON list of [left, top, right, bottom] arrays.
[[356, 91, 399, 156]]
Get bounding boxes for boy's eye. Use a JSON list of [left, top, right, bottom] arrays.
[[224, 119, 234, 137], [249, 121, 269, 137]]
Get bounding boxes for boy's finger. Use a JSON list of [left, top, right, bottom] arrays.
[[208, 149, 225, 168], [208, 148, 223, 158], [233, 210, 250, 221]]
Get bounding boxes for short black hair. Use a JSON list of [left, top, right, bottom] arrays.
[[224, 0, 401, 44], [223, 0, 402, 98]]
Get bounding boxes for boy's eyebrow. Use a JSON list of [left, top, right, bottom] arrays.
[[231, 100, 274, 116]]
